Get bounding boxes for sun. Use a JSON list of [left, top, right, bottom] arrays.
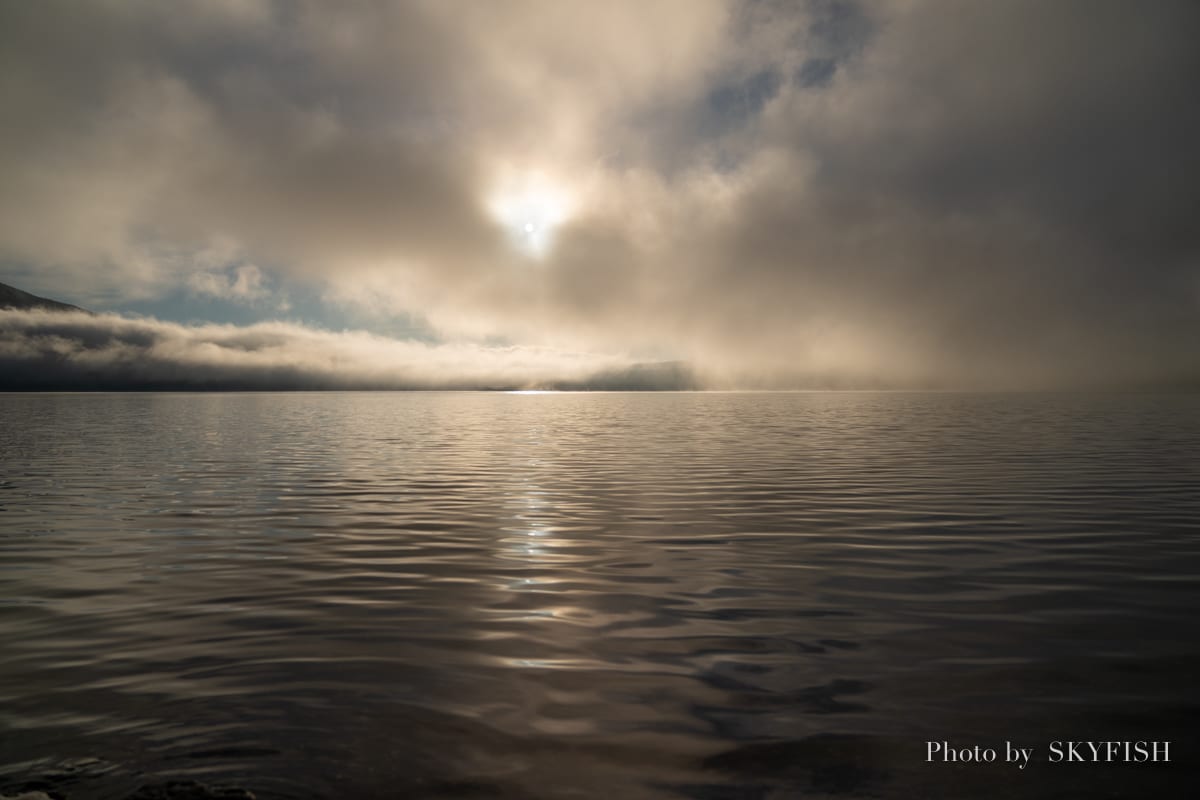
[[487, 173, 573, 257]]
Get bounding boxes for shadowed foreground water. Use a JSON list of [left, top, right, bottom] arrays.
[[1, 392, 1198, 799]]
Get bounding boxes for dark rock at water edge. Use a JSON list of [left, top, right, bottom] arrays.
[[124, 781, 255, 800]]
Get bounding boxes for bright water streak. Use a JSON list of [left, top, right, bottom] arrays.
[[1, 392, 1198, 798]]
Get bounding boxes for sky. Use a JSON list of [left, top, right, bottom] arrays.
[[2, 0, 1199, 390]]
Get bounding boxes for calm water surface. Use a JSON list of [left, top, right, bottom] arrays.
[[1, 392, 1198, 799]]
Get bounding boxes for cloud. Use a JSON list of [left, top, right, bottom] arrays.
[[0, 1, 1198, 388], [188, 264, 270, 303], [0, 309, 649, 391]]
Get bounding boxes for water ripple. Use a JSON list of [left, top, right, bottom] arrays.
[[2, 392, 1198, 798]]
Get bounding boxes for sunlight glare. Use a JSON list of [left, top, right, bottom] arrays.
[[488, 173, 573, 257]]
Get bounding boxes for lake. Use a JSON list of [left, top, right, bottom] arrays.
[[1, 392, 1197, 798]]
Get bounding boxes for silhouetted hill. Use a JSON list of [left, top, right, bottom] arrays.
[[0, 281, 85, 313]]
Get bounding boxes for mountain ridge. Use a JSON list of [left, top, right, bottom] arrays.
[[0, 281, 86, 313]]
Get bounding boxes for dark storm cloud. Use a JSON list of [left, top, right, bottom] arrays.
[[700, 0, 1200, 385], [795, 1, 1200, 253], [592, 0, 1200, 387], [1, 0, 1197, 388]]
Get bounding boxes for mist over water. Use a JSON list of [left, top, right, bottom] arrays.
[[2, 392, 1198, 799]]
